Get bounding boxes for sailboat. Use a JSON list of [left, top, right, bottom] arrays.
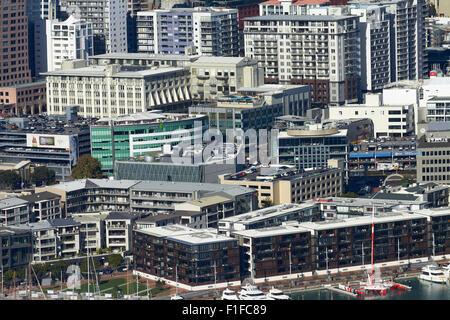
[[357, 207, 410, 295], [170, 266, 183, 300]]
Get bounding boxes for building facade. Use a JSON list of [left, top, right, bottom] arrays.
[[0, 227, 32, 270], [90, 111, 207, 174], [189, 56, 264, 101], [20, 191, 62, 222], [60, 0, 127, 54], [43, 61, 192, 118], [0, 0, 32, 87], [136, 7, 239, 56], [219, 165, 343, 208], [46, 15, 94, 72], [133, 225, 241, 287], [0, 198, 31, 226], [244, 14, 361, 106]]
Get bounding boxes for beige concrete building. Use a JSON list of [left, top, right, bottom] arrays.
[[219, 161, 343, 208], [43, 60, 191, 118], [430, 0, 450, 17], [190, 56, 264, 101]]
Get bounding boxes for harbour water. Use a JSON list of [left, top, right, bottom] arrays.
[[290, 278, 450, 300]]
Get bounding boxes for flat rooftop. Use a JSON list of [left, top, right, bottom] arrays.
[[300, 212, 426, 231], [244, 14, 357, 22], [221, 202, 316, 225], [42, 65, 185, 78], [232, 222, 310, 238], [319, 197, 427, 207], [224, 165, 340, 182], [168, 231, 237, 245], [90, 53, 200, 61]]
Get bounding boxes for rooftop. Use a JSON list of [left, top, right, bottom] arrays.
[[90, 53, 200, 61], [168, 231, 237, 246], [300, 212, 425, 231], [232, 222, 310, 238], [0, 197, 29, 209], [19, 191, 61, 203], [220, 202, 316, 225], [223, 164, 340, 182], [95, 111, 205, 126], [42, 65, 185, 79], [244, 14, 357, 22], [191, 56, 256, 66], [132, 180, 254, 197]]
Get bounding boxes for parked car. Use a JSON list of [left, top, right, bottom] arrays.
[[98, 267, 113, 275]]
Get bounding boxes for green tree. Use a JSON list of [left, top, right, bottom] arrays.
[[108, 254, 123, 268], [0, 170, 21, 190], [261, 197, 273, 208], [49, 260, 70, 279], [80, 258, 101, 274], [71, 155, 104, 179], [31, 166, 56, 187]]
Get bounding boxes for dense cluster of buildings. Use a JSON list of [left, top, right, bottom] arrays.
[[1, 0, 450, 296]]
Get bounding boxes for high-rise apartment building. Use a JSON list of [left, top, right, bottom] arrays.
[[350, 0, 427, 82], [60, 0, 127, 54], [244, 15, 361, 106], [136, 7, 239, 56], [46, 16, 94, 72], [350, 5, 391, 92], [0, 0, 32, 87]]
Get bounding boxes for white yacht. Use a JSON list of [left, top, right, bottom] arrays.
[[170, 294, 184, 300], [419, 265, 448, 284], [441, 263, 450, 278], [266, 287, 291, 300], [238, 284, 274, 300], [221, 288, 240, 300]]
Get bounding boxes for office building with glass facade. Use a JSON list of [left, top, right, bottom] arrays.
[[90, 111, 208, 174]]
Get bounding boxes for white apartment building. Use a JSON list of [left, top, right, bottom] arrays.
[[105, 212, 138, 253], [350, 5, 391, 91], [72, 213, 108, 253], [244, 14, 361, 106], [136, 7, 239, 56], [382, 82, 421, 134], [328, 93, 414, 137], [46, 15, 94, 72], [17, 218, 81, 262], [61, 0, 128, 54], [259, 0, 329, 16], [190, 56, 264, 101], [357, 0, 426, 82], [43, 61, 191, 118]]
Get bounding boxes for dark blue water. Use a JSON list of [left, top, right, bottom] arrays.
[[290, 278, 450, 300]]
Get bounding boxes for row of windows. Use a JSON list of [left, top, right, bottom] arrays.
[[421, 150, 450, 156]]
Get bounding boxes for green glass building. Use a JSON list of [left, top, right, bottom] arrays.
[[90, 111, 208, 175]]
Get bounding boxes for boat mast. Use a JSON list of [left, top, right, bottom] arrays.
[[371, 205, 375, 285], [28, 262, 31, 299], [87, 227, 90, 299], [176, 265, 178, 295]]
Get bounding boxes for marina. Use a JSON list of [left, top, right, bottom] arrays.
[[290, 277, 449, 300]]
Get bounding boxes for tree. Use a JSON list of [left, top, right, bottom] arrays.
[[79, 258, 101, 274], [0, 170, 21, 190], [108, 254, 123, 268], [49, 260, 70, 279], [71, 155, 104, 179], [31, 166, 56, 187], [261, 197, 273, 208]]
